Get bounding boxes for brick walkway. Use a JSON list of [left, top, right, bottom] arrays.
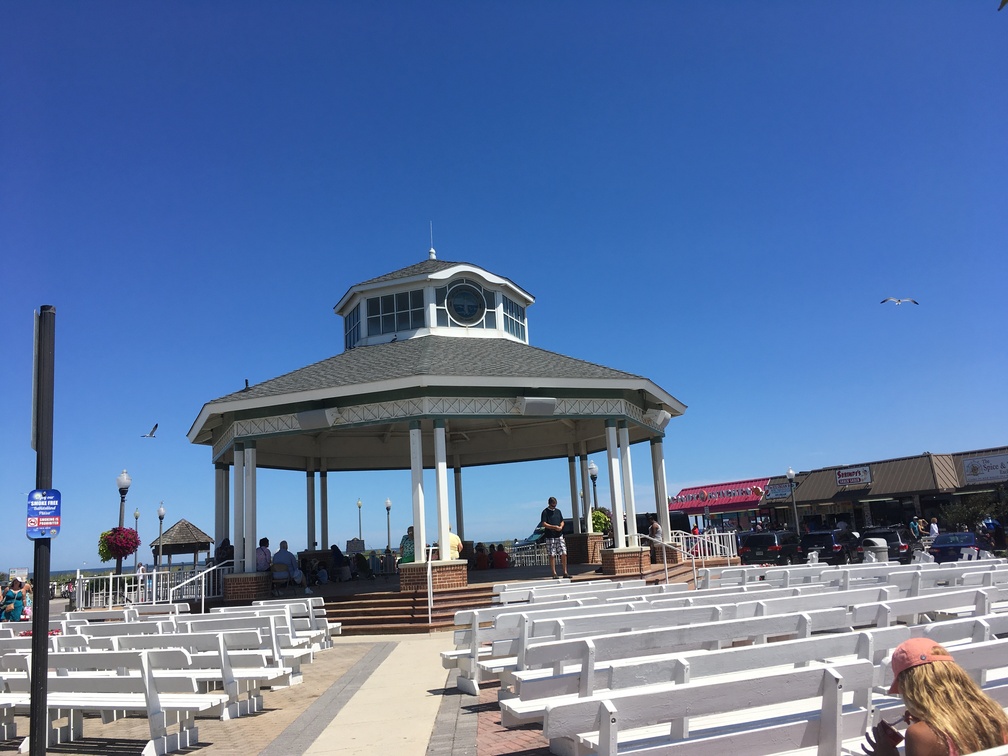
[[475, 684, 550, 756]]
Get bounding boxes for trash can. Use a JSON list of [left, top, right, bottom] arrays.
[[863, 537, 889, 562]]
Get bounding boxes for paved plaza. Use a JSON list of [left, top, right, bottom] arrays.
[[0, 628, 547, 756]]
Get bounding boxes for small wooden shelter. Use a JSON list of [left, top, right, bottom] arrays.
[[149, 518, 213, 569]]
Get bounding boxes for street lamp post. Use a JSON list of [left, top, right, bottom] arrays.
[[587, 460, 599, 510], [157, 502, 166, 569], [786, 467, 800, 532], [385, 498, 392, 551], [115, 470, 132, 575], [385, 498, 392, 574], [357, 498, 363, 541], [133, 508, 140, 571]]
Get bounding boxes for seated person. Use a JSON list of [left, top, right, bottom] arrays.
[[492, 543, 510, 569], [315, 561, 329, 585], [474, 543, 489, 570], [215, 537, 235, 565], [330, 543, 345, 574], [355, 551, 374, 580], [255, 537, 272, 571], [272, 540, 313, 595]]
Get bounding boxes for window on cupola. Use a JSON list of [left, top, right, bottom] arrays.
[[366, 289, 425, 337]]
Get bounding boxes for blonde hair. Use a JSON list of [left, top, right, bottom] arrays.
[[899, 642, 1008, 753]]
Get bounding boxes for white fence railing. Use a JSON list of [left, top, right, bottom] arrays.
[[73, 562, 233, 611]]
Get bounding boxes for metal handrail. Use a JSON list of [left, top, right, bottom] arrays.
[[635, 533, 671, 585], [167, 560, 233, 613], [424, 546, 437, 626]]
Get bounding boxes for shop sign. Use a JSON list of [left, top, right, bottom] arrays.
[[963, 453, 1008, 484], [765, 483, 794, 500], [836, 465, 871, 487]]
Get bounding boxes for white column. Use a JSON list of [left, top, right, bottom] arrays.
[[306, 463, 317, 551], [619, 423, 638, 547], [567, 451, 581, 534], [434, 420, 451, 559], [606, 421, 626, 548], [580, 450, 593, 534], [409, 421, 427, 563], [453, 457, 465, 541], [243, 443, 257, 573], [233, 444, 245, 571], [320, 464, 329, 550], [651, 438, 671, 539], [214, 463, 229, 549]]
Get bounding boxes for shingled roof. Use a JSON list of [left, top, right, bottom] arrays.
[[210, 335, 645, 405], [149, 518, 213, 556]]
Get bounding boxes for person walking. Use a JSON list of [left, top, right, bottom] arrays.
[[540, 496, 569, 579], [929, 517, 940, 538]]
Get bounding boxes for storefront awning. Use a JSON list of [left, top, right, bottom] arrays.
[[671, 478, 770, 515]]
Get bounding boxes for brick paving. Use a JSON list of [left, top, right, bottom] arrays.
[[475, 684, 550, 756], [0, 642, 375, 755]]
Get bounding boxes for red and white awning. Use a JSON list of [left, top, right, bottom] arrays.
[[670, 478, 770, 514]]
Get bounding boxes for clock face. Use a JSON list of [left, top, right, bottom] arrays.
[[447, 284, 486, 325]]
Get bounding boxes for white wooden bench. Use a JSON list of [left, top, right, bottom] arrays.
[[497, 607, 854, 694], [176, 614, 310, 682], [114, 630, 290, 717], [502, 626, 910, 726], [542, 658, 877, 756], [850, 585, 1006, 626], [0, 649, 229, 755]]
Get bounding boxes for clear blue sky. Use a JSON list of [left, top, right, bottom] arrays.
[[2, 3, 1006, 572]]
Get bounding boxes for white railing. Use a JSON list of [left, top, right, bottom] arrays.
[[167, 560, 234, 613], [72, 562, 233, 611], [508, 542, 548, 567]]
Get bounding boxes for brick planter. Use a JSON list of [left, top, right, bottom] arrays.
[[600, 547, 649, 576], [652, 543, 681, 565], [398, 560, 468, 592], [566, 533, 604, 565], [223, 571, 272, 603]]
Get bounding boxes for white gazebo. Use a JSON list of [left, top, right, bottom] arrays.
[[188, 249, 686, 594]]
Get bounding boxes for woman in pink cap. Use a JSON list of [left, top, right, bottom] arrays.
[[863, 637, 1008, 755]]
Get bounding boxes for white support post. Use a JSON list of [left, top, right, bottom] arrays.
[[244, 443, 257, 574], [409, 422, 427, 563], [214, 463, 229, 550], [434, 420, 450, 559], [651, 438, 671, 539], [320, 464, 329, 550], [454, 457, 465, 541], [606, 421, 626, 548], [568, 451, 581, 534], [233, 444, 245, 572], [306, 464, 316, 551], [618, 423, 638, 547]]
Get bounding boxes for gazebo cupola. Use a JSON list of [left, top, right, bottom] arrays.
[[334, 247, 535, 350]]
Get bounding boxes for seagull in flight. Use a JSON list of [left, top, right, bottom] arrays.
[[141, 423, 158, 438], [880, 298, 919, 306]]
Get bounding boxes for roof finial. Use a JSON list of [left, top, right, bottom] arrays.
[[428, 221, 436, 260]]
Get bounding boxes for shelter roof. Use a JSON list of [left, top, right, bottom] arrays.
[[206, 336, 655, 406], [149, 518, 213, 554]]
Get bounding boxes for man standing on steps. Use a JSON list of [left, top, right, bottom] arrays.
[[540, 496, 569, 579]]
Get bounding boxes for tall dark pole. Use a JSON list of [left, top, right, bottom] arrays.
[[30, 305, 55, 756]]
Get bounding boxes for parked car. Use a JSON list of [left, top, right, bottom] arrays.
[[856, 526, 922, 564], [800, 529, 859, 565], [737, 530, 803, 565], [928, 531, 984, 563]]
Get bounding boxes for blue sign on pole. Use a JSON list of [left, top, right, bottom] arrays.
[[26, 489, 61, 540]]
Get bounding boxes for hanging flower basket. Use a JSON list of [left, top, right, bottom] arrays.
[[98, 527, 142, 562]]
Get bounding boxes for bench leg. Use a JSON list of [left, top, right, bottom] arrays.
[[0, 707, 16, 740]]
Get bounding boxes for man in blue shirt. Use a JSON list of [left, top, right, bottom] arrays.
[[273, 540, 313, 595]]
